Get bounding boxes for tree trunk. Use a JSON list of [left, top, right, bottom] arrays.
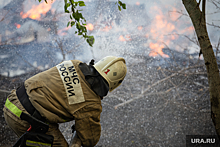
[[182, 0, 220, 137]]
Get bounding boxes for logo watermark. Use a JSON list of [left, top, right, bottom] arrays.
[[186, 135, 220, 147]]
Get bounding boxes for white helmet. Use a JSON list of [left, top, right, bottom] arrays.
[[94, 56, 127, 92]]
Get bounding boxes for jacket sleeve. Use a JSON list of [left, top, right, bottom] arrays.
[[74, 103, 102, 147]]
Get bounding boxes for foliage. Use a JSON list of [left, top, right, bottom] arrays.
[[38, 0, 126, 47], [116, 0, 126, 11]]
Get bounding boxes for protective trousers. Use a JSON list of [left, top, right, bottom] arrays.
[[3, 90, 69, 147]]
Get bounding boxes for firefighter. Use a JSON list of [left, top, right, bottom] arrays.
[[3, 56, 127, 147]]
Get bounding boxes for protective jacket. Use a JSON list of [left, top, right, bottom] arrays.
[[24, 60, 102, 147]]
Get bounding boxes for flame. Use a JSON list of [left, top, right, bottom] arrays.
[[58, 26, 71, 36], [15, 23, 21, 29], [149, 43, 169, 58], [119, 35, 131, 42], [20, 0, 55, 20], [145, 6, 194, 58], [86, 23, 94, 31], [138, 26, 143, 31], [125, 35, 131, 41], [119, 35, 126, 41], [179, 26, 194, 34], [101, 26, 112, 32], [146, 6, 179, 58]]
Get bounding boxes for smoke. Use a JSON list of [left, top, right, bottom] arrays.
[[1, 0, 220, 77]]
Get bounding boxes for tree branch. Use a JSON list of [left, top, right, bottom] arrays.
[[183, 0, 220, 138], [114, 65, 198, 109], [202, 0, 206, 22]]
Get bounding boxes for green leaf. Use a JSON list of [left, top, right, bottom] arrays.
[[118, 0, 122, 5], [83, 33, 87, 38], [66, 3, 71, 7], [44, 0, 47, 3], [118, 5, 121, 11], [82, 26, 87, 32], [78, 1, 86, 6], [70, 15, 72, 19], [74, 2, 78, 6], [86, 36, 95, 47], [64, 2, 71, 13], [67, 22, 70, 27], [122, 3, 126, 9], [76, 22, 80, 30], [38, 0, 42, 2], [72, 13, 78, 21], [65, 9, 70, 13], [78, 12, 83, 19], [72, 11, 83, 22], [71, 21, 75, 27]]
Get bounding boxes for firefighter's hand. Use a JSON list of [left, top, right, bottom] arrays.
[[70, 131, 82, 147]]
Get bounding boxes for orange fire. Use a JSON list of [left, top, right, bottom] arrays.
[[179, 26, 194, 34], [119, 35, 131, 42], [119, 35, 126, 41], [101, 26, 112, 32], [20, 0, 55, 20], [149, 43, 169, 58], [125, 35, 131, 41], [58, 26, 71, 36], [138, 26, 143, 31], [146, 6, 178, 58], [15, 23, 21, 29], [86, 23, 94, 31], [146, 6, 194, 58]]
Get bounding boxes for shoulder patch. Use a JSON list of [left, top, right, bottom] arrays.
[[56, 60, 85, 105]]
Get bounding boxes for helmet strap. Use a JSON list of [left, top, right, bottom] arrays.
[[79, 63, 109, 97]]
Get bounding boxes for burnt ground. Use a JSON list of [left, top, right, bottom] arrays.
[[0, 55, 218, 147]]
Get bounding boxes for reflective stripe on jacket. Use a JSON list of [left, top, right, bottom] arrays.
[[5, 98, 23, 118]]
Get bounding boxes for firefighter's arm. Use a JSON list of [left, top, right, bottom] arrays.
[[74, 104, 102, 147]]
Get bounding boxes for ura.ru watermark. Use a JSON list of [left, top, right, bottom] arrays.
[[186, 135, 220, 147], [191, 138, 215, 144]]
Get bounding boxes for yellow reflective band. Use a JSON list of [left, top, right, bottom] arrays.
[[62, 118, 66, 122], [26, 140, 51, 147], [5, 98, 22, 118]]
